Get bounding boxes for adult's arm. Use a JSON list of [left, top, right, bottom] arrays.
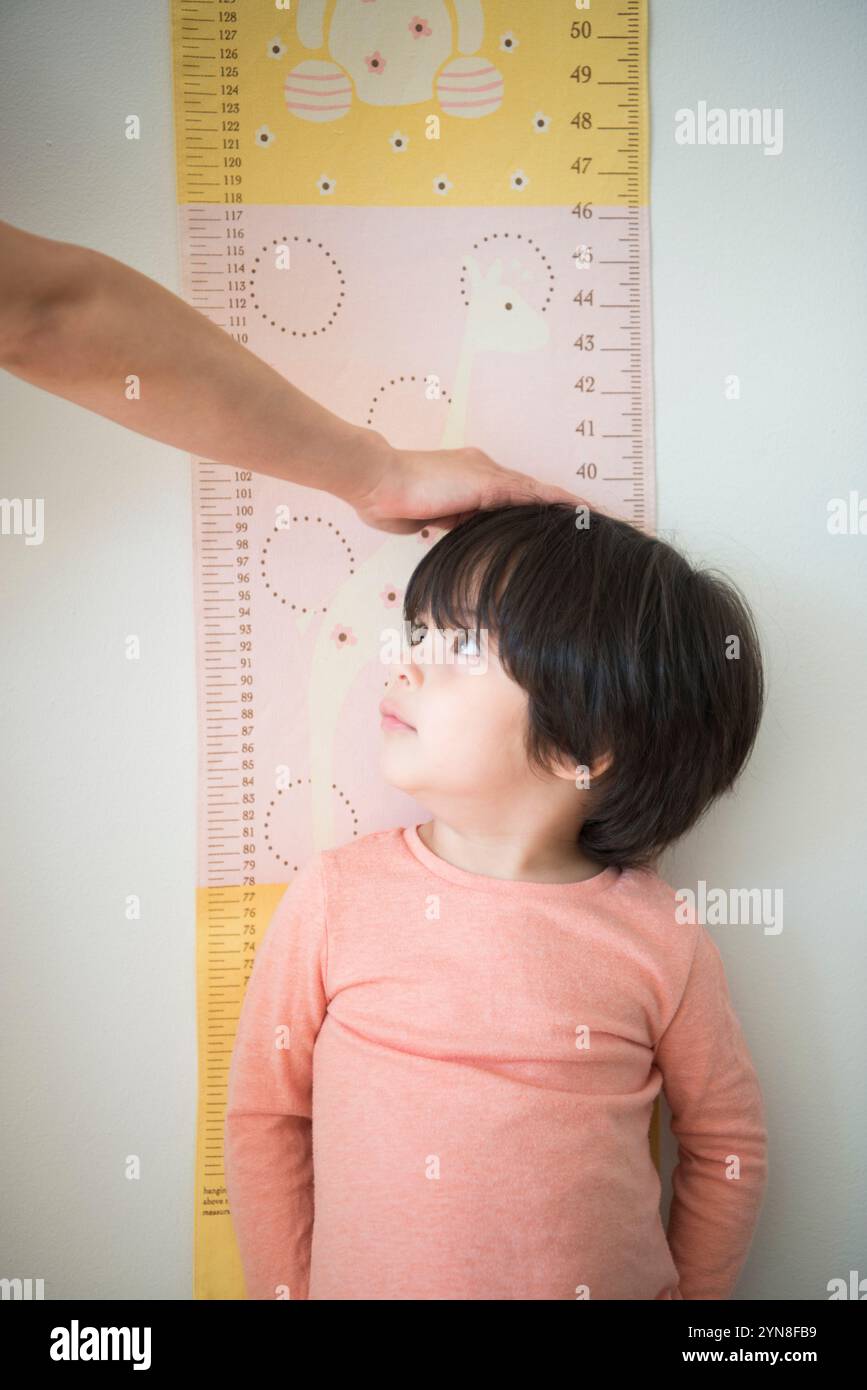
[[0, 220, 582, 533], [0, 218, 384, 501]]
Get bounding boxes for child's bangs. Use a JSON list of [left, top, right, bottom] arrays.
[[402, 527, 523, 642]]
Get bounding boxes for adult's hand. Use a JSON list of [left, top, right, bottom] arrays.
[[345, 442, 587, 534]]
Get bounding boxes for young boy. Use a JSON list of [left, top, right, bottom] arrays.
[[224, 502, 769, 1300]]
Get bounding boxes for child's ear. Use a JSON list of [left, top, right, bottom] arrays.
[[548, 748, 613, 787], [591, 749, 614, 779]]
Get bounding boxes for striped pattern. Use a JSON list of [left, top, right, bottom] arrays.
[[284, 62, 353, 121], [437, 58, 504, 117]]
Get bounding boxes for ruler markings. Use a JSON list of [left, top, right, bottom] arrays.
[[172, 0, 653, 1297]]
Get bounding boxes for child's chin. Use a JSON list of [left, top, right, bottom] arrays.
[[380, 758, 420, 795]]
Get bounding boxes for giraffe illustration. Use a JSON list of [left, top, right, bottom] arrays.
[[307, 253, 550, 849]]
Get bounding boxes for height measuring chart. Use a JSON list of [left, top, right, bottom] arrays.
[[170, 0, 655, 1298]]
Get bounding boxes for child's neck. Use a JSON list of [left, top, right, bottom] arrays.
[[417, 819, 606, 885]]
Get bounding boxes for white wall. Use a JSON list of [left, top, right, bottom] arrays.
[[1, 0, 865, 1299]]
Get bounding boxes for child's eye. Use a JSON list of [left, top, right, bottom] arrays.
[[455, 629, 480, 659], [405, 620, 480, 660]]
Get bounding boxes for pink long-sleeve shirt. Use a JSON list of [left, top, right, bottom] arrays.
[[224, 823, 768, 1300]]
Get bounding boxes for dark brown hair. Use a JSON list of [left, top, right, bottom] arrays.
[[403, 503, 765, 871]]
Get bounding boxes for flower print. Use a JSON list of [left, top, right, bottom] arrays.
[[433, 174, 453, 195], [389, 130, 409, 152], [317, 174, 336, 195], [380, 584, 403, 608], [532, 111, 550, 133], [499, 31, 519, 52], [510, 169, 529, 191], [266, 37, 286, 59], [408, 16, 432, 38], [330, 624, 358, 648], [365, 50, 386, 74], [255, 125, 276, 147]]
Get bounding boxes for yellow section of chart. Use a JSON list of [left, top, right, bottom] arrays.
[[172, 0, 648, 207], [193, 881, 286, 1299]]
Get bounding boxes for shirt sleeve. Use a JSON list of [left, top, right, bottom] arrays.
[[224, 854, 329, 1300], [654, 926, 769, 1300]]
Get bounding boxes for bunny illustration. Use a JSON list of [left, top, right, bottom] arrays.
[[285, 0, 504, 121]]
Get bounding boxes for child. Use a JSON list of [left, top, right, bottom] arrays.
[[224, 502, 769, 1300]]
